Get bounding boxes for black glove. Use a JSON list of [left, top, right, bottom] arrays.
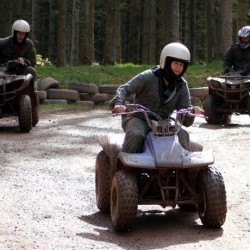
[[240, 63, 250, 76]]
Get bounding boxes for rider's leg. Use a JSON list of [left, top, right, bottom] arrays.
[[177, 128, 203, 151], [177, 128, 190, 151], [121, 117, 150, 153], [25, 66, 37, 82]]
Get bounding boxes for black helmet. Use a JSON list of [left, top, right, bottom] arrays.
[[238, 26, 250, 49]]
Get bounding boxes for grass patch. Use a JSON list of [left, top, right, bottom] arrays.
[[36, 61, 223, 89], [36, 63, 152, 88], [186, 61, 222, 88]]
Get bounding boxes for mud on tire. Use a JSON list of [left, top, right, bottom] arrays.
[[247, 95, 250, 115], [203, 95, 223, 124], [95, 151, 111, 212], [196, 166, 227, 228], [18, 94, 32, 132], [111, 170, 138, 232]]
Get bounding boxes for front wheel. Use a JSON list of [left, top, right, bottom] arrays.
[[203, 95, 223, 124], [247, 95, 250, 115], [111, 170, 138, 232], [18, 94, 32, 132], [32, 105, 39, 126], [95, 151, 111, 213], [196, 166, 227, 228]]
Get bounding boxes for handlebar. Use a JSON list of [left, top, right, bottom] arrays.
[[113, 104, 206, 119], [112, 104, 206, 136]]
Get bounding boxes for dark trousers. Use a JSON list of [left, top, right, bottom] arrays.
[[121, 116, 191, 153]]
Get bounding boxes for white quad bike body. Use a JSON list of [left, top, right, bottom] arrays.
[[95, 104, 227, 231]]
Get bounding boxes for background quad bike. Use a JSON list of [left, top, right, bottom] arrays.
[[0, 72, 39, 132], [203, 76, 250, 125], [95, 106, 227, 232]]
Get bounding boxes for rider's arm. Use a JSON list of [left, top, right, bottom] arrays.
[[110, 71, 148, 112], [22, 39, 37, 67], [223, 46, 235, 73]]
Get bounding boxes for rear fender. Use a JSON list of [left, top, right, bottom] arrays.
[[98, 134, 123, 178]]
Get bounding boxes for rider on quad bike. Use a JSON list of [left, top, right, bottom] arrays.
[[223, 25, 250, 76], [0, 19, 37, 81], [110, 42, 204, 153], [0, 20, 39, 132], [95, 43, 227, 232], [203, 26, 250, 125]]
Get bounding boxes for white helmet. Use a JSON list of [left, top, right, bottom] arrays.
[[160, 42, 190, 69], [238, 26, 250, 49], [11, 20, 30, 35]]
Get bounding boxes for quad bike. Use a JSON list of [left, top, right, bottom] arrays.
[[203, 75, 250, 124], [0, 68, 39, 132], [95, 104, 227, 232]]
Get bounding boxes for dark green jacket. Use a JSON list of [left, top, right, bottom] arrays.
[[0, 36, 36, 67]]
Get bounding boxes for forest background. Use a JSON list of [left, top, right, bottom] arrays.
[[0, 0, 249, 67]]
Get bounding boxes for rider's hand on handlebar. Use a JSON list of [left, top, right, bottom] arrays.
[[16, 57, 25, 65], [193, 106, 205, 115], [113, 104, 126, 113]]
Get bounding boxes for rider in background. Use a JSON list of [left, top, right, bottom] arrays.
[[110, 42, 204, 153], [0, 19, 37, 81], [223, 26, 250, 76]]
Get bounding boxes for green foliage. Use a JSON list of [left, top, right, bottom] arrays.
[[36, 61, 223, 89], [187, 60, 223, 88], [36, 54, 52, 66]]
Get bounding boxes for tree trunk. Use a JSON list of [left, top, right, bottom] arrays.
[[115, 1, 121, 64], [237, 0, 248, 30], [80, 0, 95, 64], [94, 0, 104, 63], [166, 0, 180, 44], [57, 0, 66, 66], [148, 0, 156, 64], [0, 0, 13, 37], [102, 0, 119, 64], [160, 0, 167, 46], [141, 0, 150, 64], [70, 0, 80, 65], [31, 0, 42, 52], [48, 0, 57, 61], [180, 0, 192, 58], [205, 0, 216, 61], [218, 0, 233, 57], [121, 0, 142, 64]]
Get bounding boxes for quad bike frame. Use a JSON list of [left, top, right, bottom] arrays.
[[95, 105, 227, 232], [0, 72, 39, 132], [203, 76, 250, 124]]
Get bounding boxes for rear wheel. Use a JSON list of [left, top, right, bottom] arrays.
[[196, 166, 227, 228], [179, 204, 197, 211], [95, 151, 111, 212], [18, 94, 32, 132], [203, 95, 223, 124], [32, 106, 39, 126], [32, 92, 39, 126], [111, 170, 138, 231], [223, 114, 231, 124], [247, 95, 250, 115]]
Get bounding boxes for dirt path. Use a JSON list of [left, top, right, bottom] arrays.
[[0, 108, 249, 250]]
